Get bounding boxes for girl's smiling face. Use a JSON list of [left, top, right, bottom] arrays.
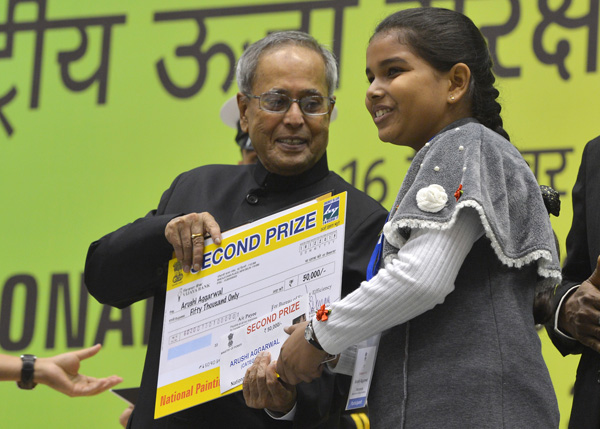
[[365, 32, 463, 151]]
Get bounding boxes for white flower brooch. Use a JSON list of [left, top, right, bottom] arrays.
[[416, 184, 447, 213]]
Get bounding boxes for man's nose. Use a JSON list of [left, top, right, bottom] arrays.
[[283, 101, 305, 127]]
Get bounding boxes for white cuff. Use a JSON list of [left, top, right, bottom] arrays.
[[264, 402, 296, 421], [328, 345, 357, 376], [553, 285, 580, 341]]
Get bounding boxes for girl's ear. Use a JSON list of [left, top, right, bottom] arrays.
[[237, 92, 249, 132], [447, 63, 471, 104]]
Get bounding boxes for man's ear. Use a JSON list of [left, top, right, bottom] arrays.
[[329, 95, 336, 117], [237, 92, 249, 132], [447, 63, 471, 104]]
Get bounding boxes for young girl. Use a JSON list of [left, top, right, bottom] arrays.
[[276, 7, 561, 427]]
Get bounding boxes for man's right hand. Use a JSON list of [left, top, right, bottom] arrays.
[[165, 212, 222, 273], [243, 351, 297, 414], [559, 256, 600, 353]]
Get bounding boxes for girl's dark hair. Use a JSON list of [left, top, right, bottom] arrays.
[[373, 7, 510, 141]]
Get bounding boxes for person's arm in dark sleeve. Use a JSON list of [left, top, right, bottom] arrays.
[[546, 142, 591, 355], [84, 178, 182, 309]]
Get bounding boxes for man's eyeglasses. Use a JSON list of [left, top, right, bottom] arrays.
[[245, 92, 334, 116]]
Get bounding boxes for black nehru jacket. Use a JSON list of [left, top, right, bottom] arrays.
[[85, 154, 387, 428]]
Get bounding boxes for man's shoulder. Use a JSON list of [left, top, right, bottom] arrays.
[[585, 136, 600, 157]]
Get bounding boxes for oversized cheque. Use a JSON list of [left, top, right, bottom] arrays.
[[154, 192, 347, 418]]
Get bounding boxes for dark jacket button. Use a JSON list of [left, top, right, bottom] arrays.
[[246, 193, 259, 204]]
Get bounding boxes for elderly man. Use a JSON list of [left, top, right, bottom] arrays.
[[85, 31, 386, 428]]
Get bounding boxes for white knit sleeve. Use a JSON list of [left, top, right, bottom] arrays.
[[313, 208, 484, 355]]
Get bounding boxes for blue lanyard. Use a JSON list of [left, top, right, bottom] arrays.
[[366, 213, 390, 281]]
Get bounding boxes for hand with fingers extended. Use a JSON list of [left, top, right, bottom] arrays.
[[243, 351, 296, 414], [276, 322, 328, 386], [1, 344, 122, 396], [34, 344, 122, 397], [559, 256, 600, 353], [164, 212, 223, 273]]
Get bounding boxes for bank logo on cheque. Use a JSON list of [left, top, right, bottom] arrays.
[[322, 197, 340, 224]]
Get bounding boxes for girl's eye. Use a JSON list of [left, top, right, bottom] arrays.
[[366, 75, 374, 84], [387, 67, 402, 77]]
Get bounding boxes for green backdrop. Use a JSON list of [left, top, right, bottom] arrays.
[[1, 0, 598, 427]]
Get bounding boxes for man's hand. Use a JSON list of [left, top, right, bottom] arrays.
[[276, 322, 328, 385], [243, 351, 296, 414], [559, 256, 600, 353], [165, 212, 222, 273], [35, 344, 123, 397]]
